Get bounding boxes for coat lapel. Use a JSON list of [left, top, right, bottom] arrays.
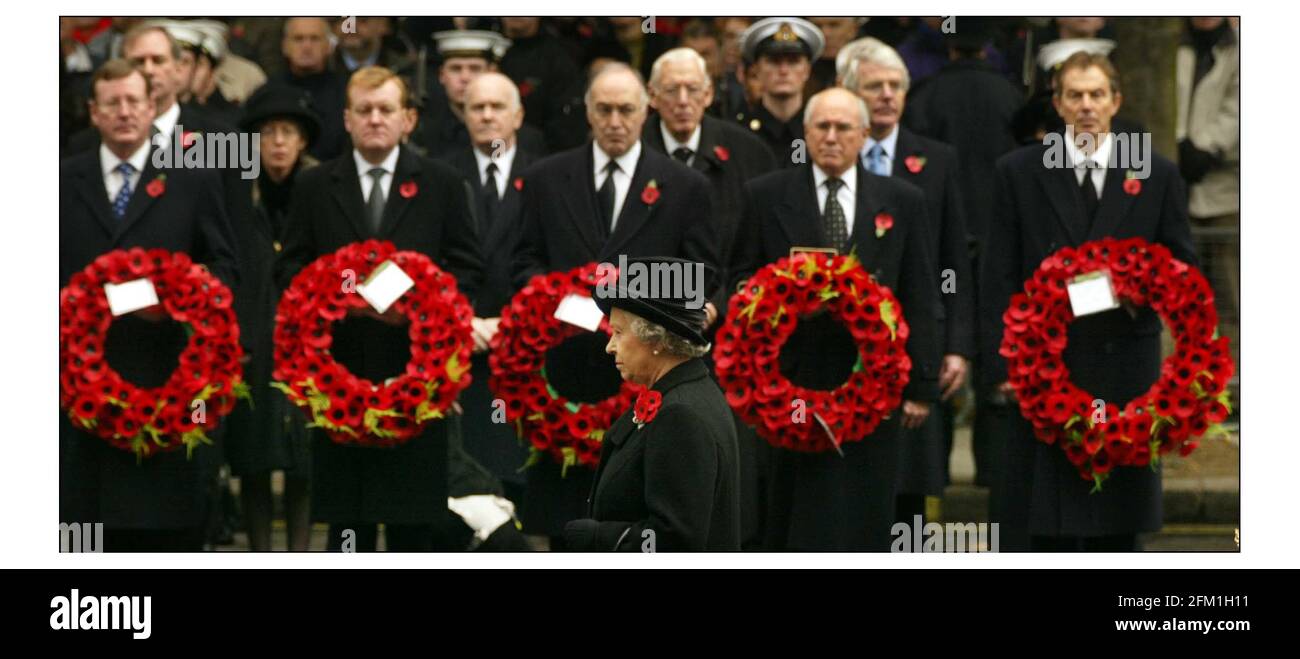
[[329, 155, 371, 240], [852, 161, 885, 267], [774, 165, 826, 249], [378, 146, 421, 237], [72, 152, 117, 239], [693, 118, 726, 175], [1035, 159, 1089, 244], [559, 146, 605, 257], [1086, 166, 1139, 241], [603, 147, 660, 257], [890, 128, 921, 181], [113, 154, 164, 244], [483, 149, 534, 247]]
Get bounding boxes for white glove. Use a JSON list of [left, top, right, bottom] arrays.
[[447, 495, 515, 541]]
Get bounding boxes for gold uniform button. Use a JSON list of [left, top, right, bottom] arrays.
[[273, 240, 283, 253], [749, 119, 761, 132]]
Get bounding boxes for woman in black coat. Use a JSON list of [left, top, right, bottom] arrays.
[[564, 257, 741, 551], [226, 84, 321, 551]]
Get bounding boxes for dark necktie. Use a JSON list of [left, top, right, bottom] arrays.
[[823, 177, 849, 252], [481, 161, 500, 233], [597, 160, 619, 239], [672, 146, 693, 165], [366, 167, 386, 232], [1079, 165, 1100, 224], [111, 162, 135, 221]]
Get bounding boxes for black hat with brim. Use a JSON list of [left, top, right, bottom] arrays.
[[238, 83, 322, 148], [594, 257, 711, 347]]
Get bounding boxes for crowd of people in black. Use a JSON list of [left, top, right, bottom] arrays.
[[58, 16, 1239, 552]]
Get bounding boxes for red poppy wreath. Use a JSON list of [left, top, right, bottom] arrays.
[[714, 252, 911, 452], [489, 263, 644, 473], [59, 248, 246, 459], [999, 237, 1234, 487], [272, 240, 474, 447]]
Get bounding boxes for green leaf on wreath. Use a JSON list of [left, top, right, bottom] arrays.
[[560, 447, 577, 479], [880, 300, 898, 341], [564, 401, 581, 414], [447, 345, 471, 383], [517, 448, 542, 474], [588, 428, 605, 443]]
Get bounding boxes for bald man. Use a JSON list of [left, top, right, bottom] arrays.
[[729, 88, 943, 551], [511, 63, 720, 545], [439, 72, 539, 504]]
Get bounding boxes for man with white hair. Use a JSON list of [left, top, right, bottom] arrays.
[[512, 62, 719, 548], [441, 72, 540, 507], [642, 46, 775, 549], [839, 37, 975, 535], [729, 87, 942, 551]]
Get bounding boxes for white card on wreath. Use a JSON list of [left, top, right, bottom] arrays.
[[103, 278, 160, 317], [1067, 270, 1120, 317], [357, 260, 414, 314], [554, 293, 603, 332]]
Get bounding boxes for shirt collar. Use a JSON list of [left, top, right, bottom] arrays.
[[862, 124, 900, 161], [812, 162, 857, 197], [341, 49, 378, 71], [153, 101, 181, 139], [593, 139, 642, 177], [473, 141, 517, 179], [99, 140, 151, 179], [353, 146, 400, 177], [1067, 131, 1114, 169], [660, 122, 702, 157]]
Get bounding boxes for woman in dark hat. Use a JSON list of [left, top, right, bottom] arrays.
[[563, 257, 741, 551], [226, 83, 321, 550]]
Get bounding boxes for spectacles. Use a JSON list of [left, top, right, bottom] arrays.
[[655, 84, 708, 100]]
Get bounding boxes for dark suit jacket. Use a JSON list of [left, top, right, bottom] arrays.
[[643, 114, 776, 298], [510, 141, 720, 534], [889, 128, 976, 359], [61, 103, 227, 158], [979, 141, 1198, 542], [728, 161, 943, 550], [274, 144, 484, 523], [567, 359, 741, 551], [442, 145, 538, 317], [60, 145, 239, 529]]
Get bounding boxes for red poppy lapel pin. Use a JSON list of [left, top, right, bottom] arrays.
[[513, 177, 524, 192], [904, 155, 926, 174], [145, 174, 167, 198], [181, 131, 198, 148], [713, 145, 730, 162], [641, 179, 660, 205], [399, 180, 418, 199], [874, 212, 894, 238], [633, 390, 663, 428], [1123, 171, 1142, 196]]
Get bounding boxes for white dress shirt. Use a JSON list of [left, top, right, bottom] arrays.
[[812, 163, 858, 236], [1067, 131, 1113, 197], [99, 141, 151, 204], [474, 141, 517, 200], [592, 140, 642, 231], [861, 124, 900, 176], [153, 101, 182, 143], [661, 123, 702, 166], [354, 147, 400, 202]]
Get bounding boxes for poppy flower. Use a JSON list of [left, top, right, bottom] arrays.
[[399, 180, 418, 198]]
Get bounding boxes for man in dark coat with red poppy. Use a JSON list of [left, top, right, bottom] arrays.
[[511, 63, 719, 546], [979, 53, 1198, 551], [729, 88, 942, 551], [60, 61, 239, 551], [275, 66, 483, 551]]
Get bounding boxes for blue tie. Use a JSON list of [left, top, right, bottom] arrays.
[[112, 162, 135, 221], [866, 143, 889, 176]]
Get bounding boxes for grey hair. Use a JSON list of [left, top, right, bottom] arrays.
[[836, 37, 911, 93], [803, 88, 870, 128], [649, 47, 712, 90], [466, 71, 522, 113], [584, 61, 650, 110], [629, 315, 710, 359]]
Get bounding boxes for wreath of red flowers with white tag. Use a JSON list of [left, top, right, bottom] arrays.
[[59, 248, 246, 458], [714, 252, 911, 452], [272, 240, 474, 447], [999, 237, 1234, 487], [489, 263, 644, 473]]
